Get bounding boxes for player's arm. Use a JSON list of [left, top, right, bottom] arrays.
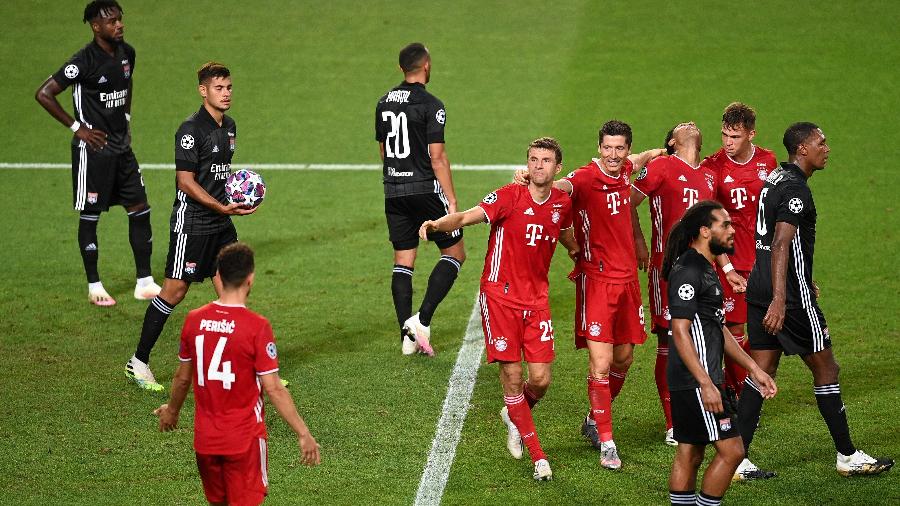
[[716, 253, 746, 293], [420, 206, 487, 239], [763, 221, 797, 335], [34, 76, 107, 151], [378, 142, 385, 161], [627, 148, 667, 169], [630, 187, 649, 271], [670, 318, 722, 413], [154, 360, 194, 431], [430, 143, 457, 213], [559, 227, 579, 262], [260, 373, 321, 466], [722, 326, 777, 398], [175, 170, 256, 216]]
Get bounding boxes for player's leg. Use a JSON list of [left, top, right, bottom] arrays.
[[195, 453, 228, 506], [699, 437, 745, 506], [722, 322, 748, 396], [483, 294, 526, 460], [221, 438, 267, 506], [650, 266, 674, 442], [392, 248, 418, 355], [127, 277, 189, 391], [669, 443, 704, 506], [73, 143, 117, 305], [500, 361, 546, 462], [610, 281, 645, 401], [610, 344, 635, 400], [587, 340, 621, 469], [115, 150, 160, 299]]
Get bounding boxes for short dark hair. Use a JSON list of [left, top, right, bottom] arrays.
[[783, 122, 820, 156], [722, 102, 757, 131], [599, 120, 632, 147], [83, 0, 122, 23], [216, 242, 255, 288], [662, 200, 724, 280], [527, 137, 563, 164], [664, 127, 676, 155], [198, 61, 230, 85], [399, 43, 429, 73]]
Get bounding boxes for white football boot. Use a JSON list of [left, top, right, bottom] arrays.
[[402, 313, 434, 356], [125, 355, 164, 392], [134, 277, 162, 300], [533, 458, 553, 481], [600, 440, 622, 470], [500, 406, 523, 459], [664, 427, 677, 446], [88, 282, 116, 306], [836, 450, 894, 477], [733, 458, 776, 481]]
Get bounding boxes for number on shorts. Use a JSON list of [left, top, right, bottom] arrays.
[[195, 334, 235, 390], [539, 320, 554, 341]]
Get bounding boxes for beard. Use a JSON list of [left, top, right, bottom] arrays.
[[710, 237, 734, 256]]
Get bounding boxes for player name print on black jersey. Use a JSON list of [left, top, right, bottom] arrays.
[[375, 81, 446, 198], [52, 41, 136, 154], [170, 106, 237, 235]]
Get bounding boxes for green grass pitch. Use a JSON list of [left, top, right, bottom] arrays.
[[1, 1, 898, 504]]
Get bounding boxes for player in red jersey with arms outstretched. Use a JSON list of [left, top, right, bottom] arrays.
[[632, 122, 744, 445], [155, 243, 320, 505], [420, 137, 578, 481]]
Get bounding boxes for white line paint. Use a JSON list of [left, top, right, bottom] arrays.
[[0, 162, 520, 171], [414, 295, 485, 506]]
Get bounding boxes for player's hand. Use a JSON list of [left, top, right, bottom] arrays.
[[635, 237, 649, 271], [76, 126, 108, 152], [221, 202, 258, 216], [725, 270, 747, 293], [568, 248, 580, 263], [699, 383, 723, 414], [762, 298, 786, 335], [419, 220, 439, 240], [298, 433, 322, 466], [749, 369, 778, 399], [512, 169, 529, 186], [154, 404, 179, 431]]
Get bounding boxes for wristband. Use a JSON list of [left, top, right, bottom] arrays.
[[722, 262, 735, 274], [125, 113, 131, 122], [70, 121, 81, 133]]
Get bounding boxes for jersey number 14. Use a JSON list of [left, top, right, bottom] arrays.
[[195, 334, 235, 390], [381, 111, 410, 159]]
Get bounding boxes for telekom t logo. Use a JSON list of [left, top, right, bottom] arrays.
[[730, 187, 748, 209], [683, 188, 699, 207], [607, 192, 621, 215], [525, 223, 544, 246]]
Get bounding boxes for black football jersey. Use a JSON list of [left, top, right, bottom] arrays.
[[170, 106, 236, 235], [52, 41, 135, 154], [667, 248, 726, 391], [747, 163, 817, 309], [375, 81, 446, 197]]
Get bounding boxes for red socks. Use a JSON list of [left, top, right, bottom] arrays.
[[655, 343, 673, 430], [523, 382, 540, 409], [723, 330, 749, 396], [504, 394, 545, 462], [609, 366, 628, 400], [588, 376, 613, 443]]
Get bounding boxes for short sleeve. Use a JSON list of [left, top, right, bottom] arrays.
[[559, 198, 574, 230], [775, 182, 812, 227], [632, 157, 666, 197], [563, 169, 588, 199], [254, 320, 280, 376], [175, 123, 199, 172], [51, 52, 86, 89], [478, 185, 514, 224], [375, 103, 387, 142], [178, 318, 193, 362], [667, 265, 701, 321], [426, 98, 446, 144], [126, 45, 136, 73]]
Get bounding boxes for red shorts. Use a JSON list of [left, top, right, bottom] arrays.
[[196, 438, 268, 506], [718, 268, 750, 325], [478, 292, 555, 364], [648, 265, 670, 332], [574, 275, 647, 348]]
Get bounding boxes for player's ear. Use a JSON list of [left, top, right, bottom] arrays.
[[748, 130, 756, 142], [246, 272, 256, 288], [554, 164, 562, 175], [198, 84, 207, 98], [212, 272, 223, 295]]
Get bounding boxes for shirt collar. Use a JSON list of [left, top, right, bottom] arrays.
[[197, 105, 222, 128]]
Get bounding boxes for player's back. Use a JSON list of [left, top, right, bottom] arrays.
[[179, 302, 279, 455]]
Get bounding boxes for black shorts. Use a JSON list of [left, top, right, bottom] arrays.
[[747, 302, 831, 356], [164, 222, 237, 283], [385, 193, 463, 250], [671, 386, 740, 445], [71, 144, 146, 213]]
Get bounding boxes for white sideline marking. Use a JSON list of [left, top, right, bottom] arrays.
[[414, 295, 484, 506], [0, 162, 520, 171]]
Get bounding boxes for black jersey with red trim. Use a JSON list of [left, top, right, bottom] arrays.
[[375, 81, 446, 197], [52, 41, 135, 154], [170, 106, 237, 235]]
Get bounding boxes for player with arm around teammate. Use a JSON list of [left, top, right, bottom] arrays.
[[420, 137, 578, 480], [155, 243, 320, 505], [662, 201, 776, 506], [34, 0, 160, 306]]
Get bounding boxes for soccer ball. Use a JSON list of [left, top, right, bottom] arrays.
[[226, 169, 266, 208]]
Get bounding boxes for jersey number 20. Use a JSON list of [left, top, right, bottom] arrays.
[[195, 334, 235, 390], [381, 111, 410, 159]]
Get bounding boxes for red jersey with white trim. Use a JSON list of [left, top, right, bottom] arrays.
[[705, 146, 777, 271], [564, 158, 638, 283], [633, 155, 717, 265], [178, 302, 280, 455], [478, 183, 573, 310]]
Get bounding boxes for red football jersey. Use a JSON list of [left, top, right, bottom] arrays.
[[478, 183, 573, 310], [564, 158, 638, 283], [632, 155, 717, 265], [178, 302, 280, 455], [705, 146, 777, 271]]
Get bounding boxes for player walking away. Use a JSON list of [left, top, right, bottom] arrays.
[[703, 103, 777, 402], [663, 201, 777, 506], [737, 123, 894, 478], [126, 62, 256, 391], [376, 43, 465, 357], [631, 122, 744, 445], [154, 243, 321, 505], [420, 137, 578, 480], [35, 0, 160, 306]]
